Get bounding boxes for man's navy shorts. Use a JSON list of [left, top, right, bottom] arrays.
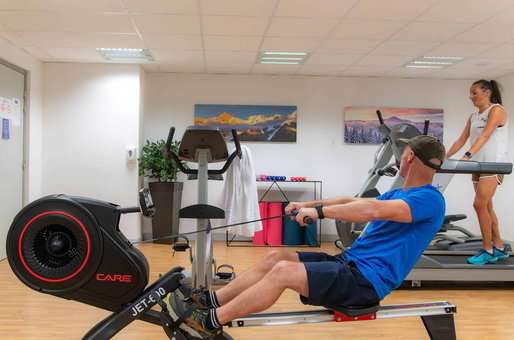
[[297, 251, 380, 308]]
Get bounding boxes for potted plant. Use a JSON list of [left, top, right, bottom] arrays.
[[139, 139, 185, 244]]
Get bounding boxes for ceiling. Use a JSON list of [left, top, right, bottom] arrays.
[[2, 0, 514, 79]]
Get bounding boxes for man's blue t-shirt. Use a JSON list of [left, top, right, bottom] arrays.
[[344, 185, 445, 300]]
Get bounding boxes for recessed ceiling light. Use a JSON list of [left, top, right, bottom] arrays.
[[406, 65, 444, 69], [404, 56, 464, 69], [258, 51, 308, 65], [261, 57, 304, 61], [260, 61, 303, 65], [412, 61, 454, 65], [96, 48, 154, 62], [422, 56, 464, 60], [262, 51, 307, 56]]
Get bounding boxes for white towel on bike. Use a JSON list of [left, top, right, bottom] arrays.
[[222, 145, 262, 237]]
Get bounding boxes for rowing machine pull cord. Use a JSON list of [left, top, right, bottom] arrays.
[[131, 213, 313, 245]]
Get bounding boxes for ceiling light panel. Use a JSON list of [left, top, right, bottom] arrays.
[[258, 51, 308, 65], [404, 56, 464, 69], [96, 48, 154, 61]]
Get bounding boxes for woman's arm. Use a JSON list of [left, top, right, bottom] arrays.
[[446, 117, 471, 158]]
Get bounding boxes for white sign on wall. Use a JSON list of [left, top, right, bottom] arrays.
[[0, 96, 21, 126]]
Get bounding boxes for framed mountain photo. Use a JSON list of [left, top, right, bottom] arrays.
[[344, 106, 444, 144], [194, 104, 297, 142]]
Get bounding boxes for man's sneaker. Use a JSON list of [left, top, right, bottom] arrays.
[[166, 282, 212, 309], [164, 289, 221, 339], [188, 288, 211, 309], [493, 246, 510, 260], [467, 249, 498, 265], [183, 306, 222, 338], [163, 291, 202, 339]]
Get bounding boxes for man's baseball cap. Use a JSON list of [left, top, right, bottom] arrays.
[[398, 135, 446, 170]]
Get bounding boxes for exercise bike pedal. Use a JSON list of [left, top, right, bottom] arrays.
[[172, 236, 192, 257], [215, 264, 236, 281], [173, 243, 190, 252]]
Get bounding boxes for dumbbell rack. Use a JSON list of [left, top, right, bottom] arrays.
[[225, 179, 323, 248]]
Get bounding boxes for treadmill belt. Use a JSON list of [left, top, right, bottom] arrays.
[[430, 255, 514, 267]]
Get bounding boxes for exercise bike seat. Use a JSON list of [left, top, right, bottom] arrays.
[[443, 214, 467, 224], [328, 304, 380, 317]]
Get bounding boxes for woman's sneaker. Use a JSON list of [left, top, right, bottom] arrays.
[[493, 246, 510, 260], [467, 249, 498, 265]]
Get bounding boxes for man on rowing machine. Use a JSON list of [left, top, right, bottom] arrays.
[[165, 135, 446, 339]]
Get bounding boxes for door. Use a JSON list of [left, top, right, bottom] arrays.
[[0, 60, 26, 260]]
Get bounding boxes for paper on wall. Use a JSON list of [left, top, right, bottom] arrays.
[[0, 97, 21, 126], [0, 96, 12, 117], [0, 97, 13, 124]]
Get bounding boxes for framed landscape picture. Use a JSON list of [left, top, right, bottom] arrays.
[[344, 106, 444, 144], [194, 104, 297, 142]]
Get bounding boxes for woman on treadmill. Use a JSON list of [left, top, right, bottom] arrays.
[[446, 79, 510, 265]]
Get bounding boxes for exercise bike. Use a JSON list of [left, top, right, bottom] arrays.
[[6, 126, 457, 339]]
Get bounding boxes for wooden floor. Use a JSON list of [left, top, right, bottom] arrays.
[[1, 241, 514, 339]]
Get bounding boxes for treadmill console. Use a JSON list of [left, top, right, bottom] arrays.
[[438, 159, 513, 175]]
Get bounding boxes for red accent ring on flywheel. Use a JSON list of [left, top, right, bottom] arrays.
[[18, 211, 91, 283]]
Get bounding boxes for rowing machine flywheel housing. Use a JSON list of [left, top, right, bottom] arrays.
[[7, 194, 150, 311]]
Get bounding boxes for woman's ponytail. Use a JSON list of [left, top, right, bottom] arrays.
[[489, 80, 502, 105]]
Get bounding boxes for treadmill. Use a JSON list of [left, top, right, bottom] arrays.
[[427, 170, 512, 254], [425, 216, 512, 255], [406, 159, 514, 286], [425, 172, 512, 255], [335, 109, 511, 254]]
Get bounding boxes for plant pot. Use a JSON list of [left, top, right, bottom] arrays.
[[147, 181, 183, 244]]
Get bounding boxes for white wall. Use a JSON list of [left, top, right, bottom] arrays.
[[494, 74, 514, 242], [42, 63, 142, 240], [0, 37, 43, 202], [143, 73, 510, 240]]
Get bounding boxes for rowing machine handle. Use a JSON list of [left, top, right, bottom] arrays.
[[291, 211, 314, 225], [303, 216, 314, 225]]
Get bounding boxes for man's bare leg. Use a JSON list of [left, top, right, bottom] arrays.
[[215, 250, 300, 305], [216, 260, 308, 324]]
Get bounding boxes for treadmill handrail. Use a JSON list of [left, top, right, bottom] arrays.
[[376, 109, 385, 126], [423, 120, 430, 135], [438, 159, 513, 174], [376, 110, 391, 136], [162, 126, 242, 175]]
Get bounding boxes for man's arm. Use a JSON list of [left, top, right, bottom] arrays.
[[295, 199, 412, 225], [291, 196, 375, 208], [285, 196, 376, 215], [306, 196, 374, 207]]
